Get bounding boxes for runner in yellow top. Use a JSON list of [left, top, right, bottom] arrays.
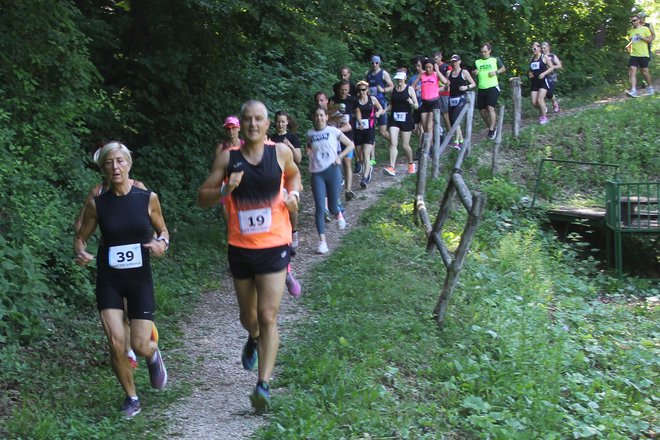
[[626, 14, 654, 97], [473, 43, 506, 139]]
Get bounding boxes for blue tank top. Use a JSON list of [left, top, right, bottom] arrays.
[[366, 69, 386, 100]]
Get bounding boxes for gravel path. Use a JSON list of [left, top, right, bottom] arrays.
[[164, 160, 406, 439]]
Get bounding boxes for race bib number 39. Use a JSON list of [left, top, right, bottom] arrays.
[[238, 208, 272, 234], [109, 243, 143, 269]]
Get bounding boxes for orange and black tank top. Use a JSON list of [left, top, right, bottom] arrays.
[[225, 145, 291, 249]]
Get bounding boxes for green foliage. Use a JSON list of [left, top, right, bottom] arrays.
[[255, 184, 658, 440], [481, 177, 525, 210]]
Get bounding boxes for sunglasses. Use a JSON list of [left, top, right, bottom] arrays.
[[371, 62, 379, 65], [358, 88, 367, 91], [631, 19, 639, 23]]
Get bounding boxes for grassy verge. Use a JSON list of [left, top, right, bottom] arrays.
[[1, 220, 227, 439], [255, 96, 659, 438]]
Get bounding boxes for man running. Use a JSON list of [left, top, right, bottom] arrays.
[[198, 100, 302, 411], [366, 55, 394, 144], [473, 43, 506, 139], [626, 14, 654, 97]]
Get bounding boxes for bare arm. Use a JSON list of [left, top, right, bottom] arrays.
[[74, 198, 98, 266], [407, 86, 419, 110], [463, 70, 476, 90], [336, 133, 355, 163], [382, 70, 394, 94], [142, 192, 169, 257], [277, 143, 302, 213], [373, 96, 385, 116], [198, 149, 237, 208]]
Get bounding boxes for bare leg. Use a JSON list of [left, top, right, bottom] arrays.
[[388, 126, 400, 168], [100, 309, 136, 397], [342, 155, 352, 192], [362, 143, 374, 178], [630, 66, 638, 91], [378, 124, 391, 143], [401, 131, 413, 163], [253, 270, 286, 383]]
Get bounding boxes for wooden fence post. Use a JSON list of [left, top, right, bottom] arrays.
[[432, 108, 442, 178], [491, 104, 505, 176], [510, 77, 521, 138]]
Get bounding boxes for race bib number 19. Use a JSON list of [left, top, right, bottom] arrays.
[[238, 208, 272, 234], [109, 243, 143, 269]]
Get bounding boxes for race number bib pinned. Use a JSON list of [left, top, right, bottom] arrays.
[[109, 243, 143, 269], [449, 96, 462, 107], [238, 207, 272, 234], [359, 119, 369, 129], [530, 61, 540, 70], [393, 112, 407, 122]]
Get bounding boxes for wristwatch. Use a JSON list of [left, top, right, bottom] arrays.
[[156, 236, 169, 250]]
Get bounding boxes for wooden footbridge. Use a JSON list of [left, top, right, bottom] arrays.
[[532, 159, 659, 277]]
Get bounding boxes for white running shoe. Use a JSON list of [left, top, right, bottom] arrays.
[[317, 241, 329, 254], [337, 213, 347, 230]]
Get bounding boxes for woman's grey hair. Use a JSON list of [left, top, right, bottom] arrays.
[[95, 141, 132, 168]]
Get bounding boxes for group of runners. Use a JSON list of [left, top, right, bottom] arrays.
[[74, 19, 656, 417]]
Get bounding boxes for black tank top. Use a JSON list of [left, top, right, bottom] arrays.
[[449, 69, 469, 97], [390, 85, 411, 114], [96, 186, 153, 272], [529, 54, 548, 79], [357, 98, 375, 128], [227, 145, 282, 211]]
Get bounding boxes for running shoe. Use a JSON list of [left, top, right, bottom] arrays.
[[383, 166, 396, 176], [241, 336, 258, 370], [626, 90, 639, 98], [552, 101, 560, 113], [128, 350, 138, 369], [539, 116, 549, 125], [488, 128, 497, 140], [249, 381, 270, 411], [452, 140, 461, 150], [345, 190, 355, 201], [359, 177, 367, 189], [354, 161, 363, 174], [151, 323, 159, 344], [286, 270, 301, 298], [120, 396, 141, 419], [317, 241, 329, 254], [291, 231, 299, 248], [647, 87, 655, 96], [147, 348, 168, 389], [324, 209, 331, 223], [365, 168, 373, 184], [370, 159, 376, 167], [337, 213, 347, 230], [407, 163, 416, 174]]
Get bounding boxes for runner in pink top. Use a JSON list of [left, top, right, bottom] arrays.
[[411, 57, 447, 135]]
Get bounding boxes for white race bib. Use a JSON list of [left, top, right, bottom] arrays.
[[393, 112, 407, 122], [359, 119, 369, 129], [449, 96, 462, 107], [238, 207, 272, 234], [530, 61, 540, 70], [109, 243, 143, 269], [342, 114, 350, 125]]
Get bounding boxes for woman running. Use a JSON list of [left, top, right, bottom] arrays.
[[528, 41, 555, 125], [354, 80, 384, 188], [75, 141, 169, 419], [541, 41, 562, 113], [306, 107, 354, 254], [412, 57, 448, 138], [385, 69, 418, 176], [447, 54, 476, 150]]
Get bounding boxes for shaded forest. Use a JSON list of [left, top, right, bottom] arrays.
[[0, 0, 637, 347]]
